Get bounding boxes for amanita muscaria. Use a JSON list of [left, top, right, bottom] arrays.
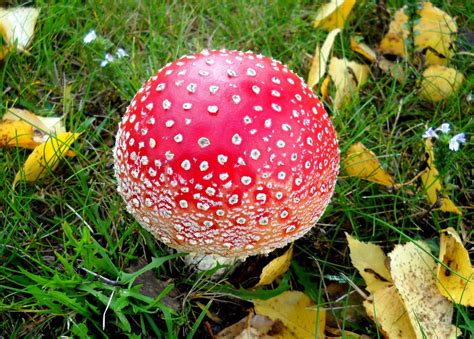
[[113, 49, 339, 258]]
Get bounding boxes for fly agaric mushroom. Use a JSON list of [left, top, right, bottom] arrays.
[[113, 49, 339, 258]]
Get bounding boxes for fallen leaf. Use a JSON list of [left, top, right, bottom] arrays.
[[0, 120, 36, 148], [313, 0, 356, 31], [350, 36, 377, 63], [437, 228, 474, 306], [378, 7, 409, 58], [420, 139, 462, 214], [216, 314, 283, 339], [327, 57, 369, 108], [254, 246, 293, 288], [14, 132, 80, 185], [346, 233, 392, 293], [343, 142, 395, 186], [253, 291, 325, 338], [324, 326, 361, 338], [308, 28, 341, 89], [414, 2, 457, 65], [378, 57, 405, 83], [320, 76, 330, 101], [389, 241, 459, 338], [1, 108, 66, 149], [419, 65, 464, 102], [363, 285, 416, 338], [0, 7, 40, 59]]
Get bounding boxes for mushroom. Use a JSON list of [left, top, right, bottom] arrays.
[[113, 49, 340, 259]]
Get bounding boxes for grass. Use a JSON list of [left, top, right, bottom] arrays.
[[1, 0, 473, 337]]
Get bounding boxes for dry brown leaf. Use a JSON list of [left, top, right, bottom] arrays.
[[389, 241, 459, 338], [363, 285, 416, 338], [313, 0, 356, 31], [419, 65, 464, 102], [254, 246, 293, 288], [343, 142, 395, 186], [14, 132, 80, 186], [327, 57, 369, 108], [378, 7, 409, 58], [346, 233, 392, 294], [308, 28, 341, 89], [437, 228, 474, 306], [216, 315, 283, 339], [414, 2, 457, 65], [350, 37, 377, 63], [420, 139, 462, 214], [0, 7, 39, 59], [253, 291, 326, 339]]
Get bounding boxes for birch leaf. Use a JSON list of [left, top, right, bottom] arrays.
[[414, 2, 457, 65], [419, 65, 464, 102], [254, 291, 326, 339], [313, 0, 356, 31], [0, 7, 39, 59], [363, 285, 416, 338], [343, 142, 395, 186], [254, 246, 293, 287], [346, 233, 392, 293], [14, 132, 80, 185], [308, 28, 340, 89], [437, 228, 474, 306], [378, 7, 409, 58], [420, 139, 462, 214], [350, 36, 377, 63], [389, 241, 459, 338]]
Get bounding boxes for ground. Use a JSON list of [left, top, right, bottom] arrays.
[[0, 0, 472, 337]]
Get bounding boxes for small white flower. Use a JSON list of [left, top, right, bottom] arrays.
[[100, 53, 114, 67], [448, 133, 466, 152], [436, 123, 451, 134], [116, 48, 129, 58], [83, 30, 97, 44], [422, 127, 438, 139]]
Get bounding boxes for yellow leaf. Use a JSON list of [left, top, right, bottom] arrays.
[[313, 0, 356, 31], [1, 108, 66, 149], [347, 60, 369, 87], [14, 132, 80, 185], [346, 233, 392, 293], [350, 37, 377, 63], [324, 326, 361, 338], [378, 7, 409, 58], [419, 65, 464, 102], [308, 28, 341, 89], [0, 120, 36, 148], [254, 246, 293, 287], [343, 142, 395, 186], [0, 7, 39, 59], [363, 285, 416, 339], [328, 57, 369, 108], [420, 139, 462, 214], [320, 75, 330, 101], [437, 228, 474, 306], [389, 241, 460, 338], [378, 57, 405, 83], [254, 291, 326, 339], [216, 315, 285, 339], [414, 2, 457, 65]]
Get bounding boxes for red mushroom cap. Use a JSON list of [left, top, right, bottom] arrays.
[[113, 49, 339, 257]]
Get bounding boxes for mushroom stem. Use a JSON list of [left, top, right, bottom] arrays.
[[184, 253, 241, 278]]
